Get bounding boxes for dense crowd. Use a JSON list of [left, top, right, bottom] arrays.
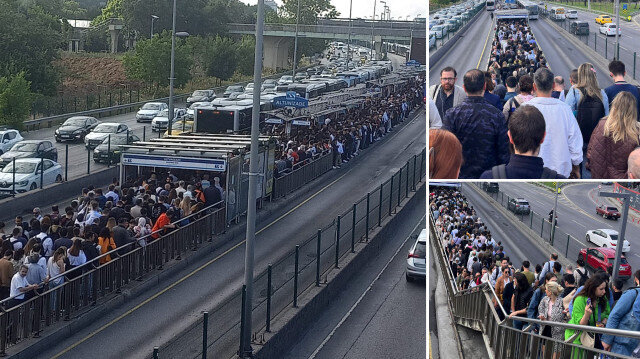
[[0, 170, 228, 307], [429, 18, 640, 180], [271, 73, 425, 176], [431, 187, 640, 357]]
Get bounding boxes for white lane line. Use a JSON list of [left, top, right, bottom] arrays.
[[571, 219, 587, 229], [307, 215, 425, 359]]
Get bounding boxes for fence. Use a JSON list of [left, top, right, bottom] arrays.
[[271, 151, 334, 199], [430, 4, 485, 51], [154, 148, 426, 359], [549, 13, 639, 81], [0, 202, 227, 355], [31, 87, 144, 120], [430, 209, 640, 359]]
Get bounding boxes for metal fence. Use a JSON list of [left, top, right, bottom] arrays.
[[31, 87, 144, 120], [155, 148, 426, 359], [0, 202, 227, 355], [430, 210, 640, 359], [272, 151, 334, 199]]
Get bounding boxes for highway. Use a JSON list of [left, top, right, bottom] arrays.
[[281, 205, 426, 359], [31, 104, 426, 358]]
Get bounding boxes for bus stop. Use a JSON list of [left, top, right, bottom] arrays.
[[119, 133, 276, 223]]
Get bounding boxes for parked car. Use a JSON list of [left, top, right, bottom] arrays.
[[93, 134, 140, 164], [595, 14, 612, 24], [431, 25, 447, 39], [600, 23, 621, 36], [262, 79, 278, 92], [151, 108, 187, 132], [186, 90, 216, 107], [0, 158, 62, 194], [223, 85, 244, 98], [0, 129, 23, 155], [586, 229, 630, 253], [596, 205, 620, 220], [85, 123, 130, 149], [278, 75, 294, 85], [579, 247, 632, 280], [55, 116, 100, 142], [0, 140, 57, 168], [569, 21, 590, 35], [482, 182, 499, 193], [136, 102, 168, 123], [406, 229, 427, 282], [507, 197, 531, 214]]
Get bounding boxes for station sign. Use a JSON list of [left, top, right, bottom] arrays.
[[406, 59, 422, 67], [273, 91, 309, 108], [265, 118, 283, 124], [292, 120, 311, 126], [122, 153, 226, 171]]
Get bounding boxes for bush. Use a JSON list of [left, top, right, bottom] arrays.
[[0, 73, 32, 130]]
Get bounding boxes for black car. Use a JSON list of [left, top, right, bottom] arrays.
[[93, 134, 140, 164], [570, 21, 590, 35], [55, 116, 100, 142], [483, 182, 499, 193], [508, 198, 531, 214], [0, 140, 58, 167]]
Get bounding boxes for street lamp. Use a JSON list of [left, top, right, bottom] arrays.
[[380, 1, 387, 20], [370, 0, 377, 60], [150, 15, 159, 38], [599, 191, 631, 283], [347, 0, 353, 70], [292, 0, 301, 82], [167, 0, 189, 136]]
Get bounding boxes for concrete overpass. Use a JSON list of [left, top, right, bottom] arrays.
[[228, 19, 426, 69]]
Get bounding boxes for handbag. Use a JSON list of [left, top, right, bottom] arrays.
[[579, 306, 599, 348]]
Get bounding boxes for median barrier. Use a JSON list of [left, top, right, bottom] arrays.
[[430, 6, 486, 67]]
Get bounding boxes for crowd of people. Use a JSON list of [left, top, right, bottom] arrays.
[[271, 73, 425, 176], [0, 171, 229, 307], [429, 17, 640, 180], [431, 186, 640, 357]]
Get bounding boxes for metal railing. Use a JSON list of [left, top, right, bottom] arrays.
[[0, 201, 227, 355], [154, 149, 426, 358], [430, 199, 640, 359], [228, 23, 422, 39], [272, 151, 334, 199]]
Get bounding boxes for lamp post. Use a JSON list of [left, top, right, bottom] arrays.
[[615, 0, 620, 59], [380, 1, 387, 21], [347, 0, 353, 70], [370, 0, 377, 60], [599, 191, 631, 283], [150, 15, 159, 38], [167, 0, 189, 136], [292, 0, 301, 82]]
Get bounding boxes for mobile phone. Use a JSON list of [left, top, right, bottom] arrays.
[[586, 298, 592, 306]]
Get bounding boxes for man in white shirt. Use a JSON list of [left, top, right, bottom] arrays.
[[9, 265, 38, 306], [525, 68, 583, 178]]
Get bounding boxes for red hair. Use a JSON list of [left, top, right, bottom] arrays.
[[429, 129, 463, 179]]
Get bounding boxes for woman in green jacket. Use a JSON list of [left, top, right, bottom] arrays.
[[565, 276, 611, 358]]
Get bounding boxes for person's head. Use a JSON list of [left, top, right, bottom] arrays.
[[580, 276, 608, 300], [533, 68, 554, 96], [612, 279, 624, 292], [507, 105, 545, 156], [553, 261, 562, 274], [19, 265, 28, 277], [4, 249, 12, 258], [628, 148, 640, 179], [576, 63, 602, 100], [553, 76, 565, 92], [545, 281, 564, 298], [604, 91, 639, 144], [484, 72, 495, 93], [99, 227, 111, 238], [569, 69, 579, 85], [506, 76, 518, 91], [634, 270, 640, 287], [514, 272, 529, 290], [535, 263, 542, 273], [518, 75, 534, 94], [429, 129, 463, 179], [522, 260, 530, 270], [462, 69, 486, 96], [32, 207, 41, 217], [563, 273, 575, 287], [576, 257, 585, 267], [502, 265, 511, 277], [608, 60, 626, 78], [440, 67, 458, 92], [551, 253, 559, 261]]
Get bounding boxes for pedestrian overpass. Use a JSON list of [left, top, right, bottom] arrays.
[[430, 212, 640, 359], [228, 18, 426, 69]]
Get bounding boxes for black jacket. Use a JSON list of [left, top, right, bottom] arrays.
[[576, 89, 605, 151]]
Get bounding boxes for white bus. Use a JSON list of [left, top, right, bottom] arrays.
[[550, 7, 566, 20], [487, 0, 496, 11], [517, 0, 539, 19]]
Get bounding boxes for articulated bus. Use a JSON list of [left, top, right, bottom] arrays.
[[487, 0, 496, 11], [517, 0, 539, 19]]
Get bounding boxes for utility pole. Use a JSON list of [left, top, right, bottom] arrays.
[[239, 0, 264, 356], [599, 192, 631, 283], [615, 0, 620, 59], [292, 0, 301, 82], [167, 0, 177, 136], [347, 0, 353, 70], [370, 0, 377, 60]]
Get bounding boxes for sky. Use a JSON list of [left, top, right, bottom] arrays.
[[239, 0, 427, 20]]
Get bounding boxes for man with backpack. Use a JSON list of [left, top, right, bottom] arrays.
[[574, 257, 589, 288], [502, 75, 535, 123], [538, 253, 559, 287]]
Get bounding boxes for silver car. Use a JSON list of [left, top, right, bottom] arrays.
[[406, 229, 427, 281]]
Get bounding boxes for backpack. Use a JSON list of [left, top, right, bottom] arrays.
[[576, 267, 589, 287], [504, 96, 521, 123], [490, 164, 559, 179], [576, 88, 605, 150]]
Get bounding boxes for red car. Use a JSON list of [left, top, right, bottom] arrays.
[[579, 247, 632, 280], [596, 205, 621, 220]]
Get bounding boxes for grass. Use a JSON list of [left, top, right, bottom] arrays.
[[547, 0, 640, 16]]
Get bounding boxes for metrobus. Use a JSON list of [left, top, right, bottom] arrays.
[[550, 7, 566, 20], [517, 0, 539, 19], [487, 0, 496, 11], [194, 101, 272, 134]]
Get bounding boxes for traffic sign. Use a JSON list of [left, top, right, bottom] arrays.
[[406, 60, 421, 67], [623, 3, 628, 10], [273, 92, 309, 109]]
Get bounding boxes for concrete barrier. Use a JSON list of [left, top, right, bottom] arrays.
[[0, 166, 118, 218], [430, 7, 486, 67], [252, 182, 426, 359]]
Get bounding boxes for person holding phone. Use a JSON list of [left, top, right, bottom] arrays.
[[565, 276, 611, 355]]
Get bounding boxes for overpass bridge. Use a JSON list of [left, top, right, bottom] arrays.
[[228, 19, 426, 69]]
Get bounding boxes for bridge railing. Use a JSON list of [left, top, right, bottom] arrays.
[[272, 150, 334, 199], [228, 23, 423, 38], [430, 208, 640, 359]]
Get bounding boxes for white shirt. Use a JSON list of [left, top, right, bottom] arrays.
[[67, 250, 86, 266], [524, 98, 583, 177], [9, 237, 22, 251], [10, 273, 29, 299], [429, 99, 442, 129]]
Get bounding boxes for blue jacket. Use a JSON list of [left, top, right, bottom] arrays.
[[602, 288, 640, 356], [484, 91, 502, 111], [527, 287, 545, 320]]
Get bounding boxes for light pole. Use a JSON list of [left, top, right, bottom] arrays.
[[380, 1, 387, 20], [240, 0, 265, 356], [150, 15, 159, 38], [599, 191, 631, 283], [167, 0, 189, 136], [347, 0, 353, 70], [292, 0, 301, 82], [370, 0, 377, 60], [615, 0, 620, 59]]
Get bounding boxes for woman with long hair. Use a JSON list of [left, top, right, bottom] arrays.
[[510, 272, 533, 330], [429, 129, 463, 179], [97, 227, 116, 265], [565, 63, 610, 178], [66, 238, 86, 280], [105, 217, 117, 234], [565, 276, 611, 354], [587, 91, 640, 178]]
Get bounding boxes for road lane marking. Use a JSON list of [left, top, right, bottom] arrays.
[[51, 106, 425, 359], [477, 15, 494, 69], [307, 216, 426, 359]]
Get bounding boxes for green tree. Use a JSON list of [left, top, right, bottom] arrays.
[[0, 73, 32, 130], [278, 0, 339, 24], [235, 35, 256, 76], [122, 31, 192, 94], [205, 36, 238, 81]]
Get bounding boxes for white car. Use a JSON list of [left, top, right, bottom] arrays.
[[85, 123, 130, 149], [586, 229, 630, 253], [136, 102, 168, 123], [151, 108, 187, 132], [278, 75, 293, 86], [0, 158, 62, 194], [567, 10, 578, 19], [0, 129, 23, 155], [406, 229, 427, 281], [600, 23, 621, 36]]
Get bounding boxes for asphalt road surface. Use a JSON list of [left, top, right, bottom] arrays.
[[33, 105, 426, 359]]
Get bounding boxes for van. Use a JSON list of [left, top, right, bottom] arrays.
[[567, 10, 578, 19], [570, 21, 589, 35]]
